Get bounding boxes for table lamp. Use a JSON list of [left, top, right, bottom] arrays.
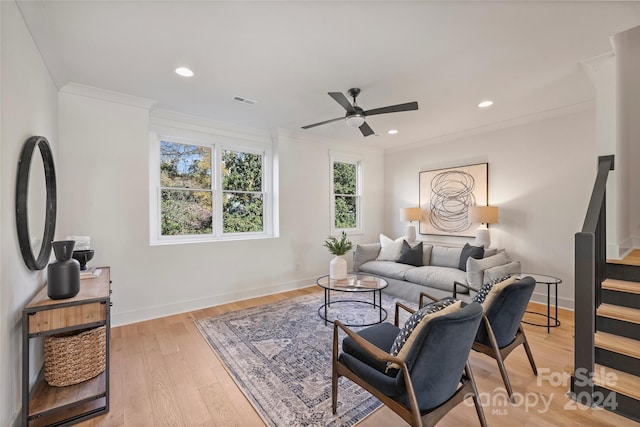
[[400, 207, 422, 242], [468, 205, 499, 248]]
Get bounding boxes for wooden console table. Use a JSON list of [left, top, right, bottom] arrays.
[[21, 267, 111, 426]]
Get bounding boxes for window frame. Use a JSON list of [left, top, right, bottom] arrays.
[[330, 151, 363, 236], [149, 125, 274, 245]]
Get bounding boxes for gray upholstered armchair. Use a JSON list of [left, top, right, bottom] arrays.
[[332, 299, 486, 427], [426, 275, 538, 402]]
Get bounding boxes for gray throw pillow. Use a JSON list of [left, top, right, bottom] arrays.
[[484, 261, 522, 283], [397, 240, 423, 267], [466, 252, 510, 289], [353, 243, 381, 271], [458, 243, 484, 271]]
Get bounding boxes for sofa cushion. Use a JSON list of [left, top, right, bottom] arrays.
[[359, 261, 416, 281], [430, 246, 463, 268], [484, 261, 521, 283], [458, 243, 484, 271], [397, 240, 423, 267], [466, 252, 510, 289], [353, 243, 381, 271], [388, 298, 462, 369], [377, 234, 404, 261], [404, 266, 468, 292], [422, 244, 433, 266]]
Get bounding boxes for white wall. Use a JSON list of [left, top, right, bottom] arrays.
[[57, 92, 385, 326], [1, 2, 59, 426], [384, 107, 598, 309], [612, 26, 640, 248]]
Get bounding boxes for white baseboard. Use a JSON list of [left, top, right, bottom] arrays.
[[530, 291, 574, 311], [607, 237, 634, 260], [111, 277, 317, 327]]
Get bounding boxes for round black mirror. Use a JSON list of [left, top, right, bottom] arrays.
[[16, 136, 57, 270]]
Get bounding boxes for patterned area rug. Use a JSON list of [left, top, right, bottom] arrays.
[[195, 291, 411, 426]]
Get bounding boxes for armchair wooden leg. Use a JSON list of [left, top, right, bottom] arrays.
[[465, 362, 488, 427], [520, 325, 538, 375], [332, 369, 338, 415], [482, 317, 515, 403], [332, 323, 339, 414]]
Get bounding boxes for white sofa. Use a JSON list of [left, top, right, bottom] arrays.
[[353, 241, 520, 302]]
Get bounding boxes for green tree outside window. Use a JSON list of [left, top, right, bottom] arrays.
[[333, 161, 358, 229]]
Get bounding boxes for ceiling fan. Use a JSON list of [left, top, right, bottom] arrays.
[[301, 88, 418, 137]]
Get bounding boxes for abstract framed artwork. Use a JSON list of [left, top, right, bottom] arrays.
[[419, 163, 488, 237]]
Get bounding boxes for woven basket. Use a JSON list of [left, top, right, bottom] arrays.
[[44, 326, 106, 387]]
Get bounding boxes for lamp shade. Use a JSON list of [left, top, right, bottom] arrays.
[[400, 207, 422, 222], [468, 206, 499, 224]]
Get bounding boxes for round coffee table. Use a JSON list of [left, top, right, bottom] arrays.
[[316, 273, 388, 327]]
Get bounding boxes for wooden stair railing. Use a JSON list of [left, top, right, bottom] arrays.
[[573, 155, 614, 401]]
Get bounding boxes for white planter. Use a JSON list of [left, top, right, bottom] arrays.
[[330, 255, 348, 280]]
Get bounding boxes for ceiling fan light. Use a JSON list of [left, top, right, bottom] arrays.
[[345, 114, 365, 128]]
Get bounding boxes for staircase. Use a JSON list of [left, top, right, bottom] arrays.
[[572, 155, 640, 422], [591, 262, 640, 421]]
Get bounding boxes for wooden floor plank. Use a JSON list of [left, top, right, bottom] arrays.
[[78, 286, 639, 427]]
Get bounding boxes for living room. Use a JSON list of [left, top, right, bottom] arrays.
[[2, 1, 640, 426]]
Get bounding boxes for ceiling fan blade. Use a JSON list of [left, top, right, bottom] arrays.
[[364, 101, 418, 117], [328, 92, 356, 113], [301, 116, 344, 129], [359, 122, 375, 137]]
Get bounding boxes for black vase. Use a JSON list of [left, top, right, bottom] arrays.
[[47, 240, 80, 299]]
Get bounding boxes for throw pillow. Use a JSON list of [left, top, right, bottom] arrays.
[[397, 240, 423, 267], [466, 252, 510, 289], [483, 261, 521, 283], [377, 234, 404, 261], [458, 243, 484, 271], [388, 299, 462, 370], [472, 275, 517, 311], [353, 243, 381, 271]]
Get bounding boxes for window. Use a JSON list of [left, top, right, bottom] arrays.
[[160, 141, 213, 236], [221, 149, 264, 233], [330, 153, 362, 234], [150, 127, 273, 244]]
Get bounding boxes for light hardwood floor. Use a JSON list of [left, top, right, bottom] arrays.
[[78, 287, 639, 427]]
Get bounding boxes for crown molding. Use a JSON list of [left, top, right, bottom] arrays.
[[60, 82, 157, 110]]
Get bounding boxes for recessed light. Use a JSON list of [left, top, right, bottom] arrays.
[[387, 129, 399, 135], [478, 100, 493, 108], [175, 67, 194, 77]]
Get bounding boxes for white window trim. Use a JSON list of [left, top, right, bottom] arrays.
[[149, 125, 275, 245], [329, 151, 363, 236]]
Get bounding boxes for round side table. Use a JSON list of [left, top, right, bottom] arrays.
[[516, 273, 562, 333]]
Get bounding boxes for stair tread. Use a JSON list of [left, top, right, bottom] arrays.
[[602, 278, 640, 295], [597, 303, 640, 324], [608, 249, 640, 267], [594, 364, 640, 401], [595, 332, 640, 359]]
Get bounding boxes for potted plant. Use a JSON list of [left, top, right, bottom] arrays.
[[323, 231, 353, 279]]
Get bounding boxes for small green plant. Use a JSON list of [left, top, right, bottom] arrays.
[[323, 231, 353, 256]]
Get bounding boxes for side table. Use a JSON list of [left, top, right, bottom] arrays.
[[516, 273, 562, 333]]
